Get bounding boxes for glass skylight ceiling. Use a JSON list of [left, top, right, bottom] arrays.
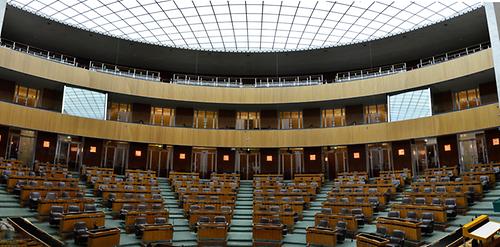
[[8, 0, 482, 52], [388, 88, 432, 122], [62, 86, 107, 120]]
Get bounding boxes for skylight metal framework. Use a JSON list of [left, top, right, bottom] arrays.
[[8, 0, 482, 52]]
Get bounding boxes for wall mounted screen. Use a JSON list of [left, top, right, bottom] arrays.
[[62, 86, 107, 120], [388, 88, 432, 122]]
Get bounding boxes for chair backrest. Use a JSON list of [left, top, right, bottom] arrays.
[[432, 198, 441, 205], [436, 187, 446, 193], [152, 204, 162, 210], [84, 204, 96, 212], [415, 198, 425, 205], [259, 218, 270, 224], [190, 205, 200, 211], [51, 205, 64, 213], [392, 230, 405, 240], [74, 222, 88, 231], [336, 221, 347, 230], [407, 211, 417, 219], [214, 216, 226, 224], [402, 197, 412, 204], [135, 217, 147, 225], [45, 192, 57, 200], [340, 208, 349, 215], [318, 219, 329, 228], [422, 212, 434, 221], [271, 218, 281, 225], [198, 216, 210, 224], [154, 217, 167, 224], [355, 197, 364, 203], [388, 211, 400, 218], [445, 198, 456, 206], [321, 208, 332, 214], [68, 205, 80, 213], [204, 205, 216, 211], [30, 192, 40, 199], [122, 204, 133, 211], [376, 226, 387, 236], [137, 204, 147, 211], [352, 208, 363, 215], [423, 187, 432, 193]]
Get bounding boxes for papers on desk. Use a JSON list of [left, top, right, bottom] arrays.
[[470, 221, 500, 240]]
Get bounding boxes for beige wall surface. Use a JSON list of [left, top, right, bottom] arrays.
[[0, 47, 492, 104], [0, 101, 498, 148]]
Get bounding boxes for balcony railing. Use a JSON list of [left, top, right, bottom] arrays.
[[0, 38, 490, 88], [171, 74, 324, 88]]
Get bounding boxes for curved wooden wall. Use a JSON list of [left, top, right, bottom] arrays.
[[0, 47, 492, 105], [0, 101, 498, 148]]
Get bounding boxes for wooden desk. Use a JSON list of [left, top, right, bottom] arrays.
[[198, 223, 228, 245], [391, 204, 447, 224], [87, 228, 120, 247], [403, 192, 468, 212], [189, 210, 233, 227], [252, 224, 283, 246], [110, 199, 163, 214], [142, 223, 174, 244], [252, 211, 295, 231], [322, 202, 374, 219], [463, 215, 500, 246], [314, 213, 358, 234], [59, 211, 105, 234], [376, 217, 421, 242], [37, 198, 95, 216], [20, 187, 82, 206], [124, 210, 169, 233], [306, 227, 336, 247], [356, 232, 390, 247]]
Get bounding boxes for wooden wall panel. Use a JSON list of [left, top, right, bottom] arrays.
[[218, 110, 236, 129], [346, 105, 364, 126], [437, 134, 459, 167], [303, 108, 321, 128], [173, 145, 192, 172], [0, 79, 15, 102], [347, 144, 366, 172], [41, 88, 62, 112], [391, 140, 412, 170], [216, 147, 235, 173], [485, 128, 500, 163], [175, 108, 193, 127], [303, 147, 322, 173], [0, 101, 498, 148], [0, 47, 492, 104], [131, 103, 151, 124], [432, 90, 453, 114], [260, 148, 279, 174], [128, 142, 148, 170], [479, 81, 498, 105], [261, 110, 277, 129], [34, 131, 57, 163], [0, 126, 9, 158], [82, 137, 103, 167]]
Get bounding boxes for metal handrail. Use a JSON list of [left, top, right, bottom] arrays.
[[0, 37, 490, 88]]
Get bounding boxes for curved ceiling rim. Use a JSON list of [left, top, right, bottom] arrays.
[[1, 6, 489, 76], [0, 46, 492, 106], [6, 1, 483, 53]]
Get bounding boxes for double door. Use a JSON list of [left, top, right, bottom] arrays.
[[54, 136, 82, 171], [279, 150, 304, 180], [192, 149, 216, 179], [103, 142, 129, 175], [147, 146, 173, 177], [367, 144, 392, 177], [236, 151, 260, 180], [6, 129, 35, 167]]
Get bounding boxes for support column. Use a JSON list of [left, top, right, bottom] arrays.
[[485, 3, 500, 104]]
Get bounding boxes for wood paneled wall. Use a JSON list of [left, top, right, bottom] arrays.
[[216, 147, 235, 173], [128, 142, 148, 169], [437, 134, 459, 167], [391, 140, 412, 170], [173, 145, 192, 172], [131, 103, 151, 124], [82, 137, 103, 167], [303, 108, 321, 128], [260, 148, 279, 174], [0, 101, 498, 148], [218, 110, 236, 129], [346, 105, 364, 126], [175, 108, 194, 127], [347, 144, 366, 172], [303, 147, 322, 173], [34, 131, 57, 163], [485, 128, 500, 163]]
